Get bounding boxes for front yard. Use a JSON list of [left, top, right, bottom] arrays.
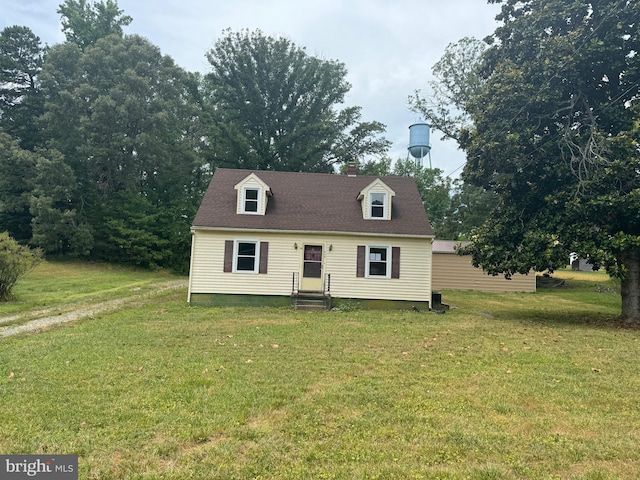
[[0, 264, 637, 479]]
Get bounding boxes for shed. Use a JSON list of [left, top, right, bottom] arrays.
[[432, 240, 536, 293]]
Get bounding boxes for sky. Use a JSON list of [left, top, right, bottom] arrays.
[[2, 0, 502, 176]]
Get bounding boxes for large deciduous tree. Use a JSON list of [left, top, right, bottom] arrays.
[[409, 37, 497, 241], [57, 0, 132, 49], [204, 29, 390, 172], [416, 0, 640, 322], [410, 36, 488, 144], [39, 33, 206, 269]]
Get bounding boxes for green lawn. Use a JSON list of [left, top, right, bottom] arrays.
[[0, 260, 181, 321], [1, 264, 638, 479]]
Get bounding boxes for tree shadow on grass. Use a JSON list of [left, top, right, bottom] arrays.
[[488, 306, 637, 331]]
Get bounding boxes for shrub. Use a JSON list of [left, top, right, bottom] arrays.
[[0, 231, 42, 301]]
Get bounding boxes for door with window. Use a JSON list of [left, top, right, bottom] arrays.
[[300, 245, 323, 291]]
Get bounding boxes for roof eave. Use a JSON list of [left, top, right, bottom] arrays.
[[191, 225, 435, 239]]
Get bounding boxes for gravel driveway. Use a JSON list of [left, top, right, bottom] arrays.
[[0, 280, 187, 338]]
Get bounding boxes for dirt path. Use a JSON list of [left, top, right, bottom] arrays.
[[0, 280, 187, 338]]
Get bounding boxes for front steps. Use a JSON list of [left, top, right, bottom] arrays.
[[292, 291, 331, 311]]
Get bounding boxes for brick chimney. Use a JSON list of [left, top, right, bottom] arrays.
[[347, 163, 357, 177]]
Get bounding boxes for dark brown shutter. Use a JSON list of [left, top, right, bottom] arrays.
[[391, 247, 400, 279], [259, 242, 269, 274], [223, 240, 233, 272], [356, 245, 365, 277]]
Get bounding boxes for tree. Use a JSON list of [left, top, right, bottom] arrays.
[[0, 25, 45, 149], [29, 148, 93, 256], [437, 179, 498, 241], [0, 133, 92, 252], [409, 36, 497, 240], [204, 29, 390, 172], [422, 0, 640, 322], [39, 33, 206, 268], [341, 157, 392, 176], [392, 158, 452, 234], [410, 36, 487, 144], [0, 133, 37, 241], [0, 231, 42, 302], [57, 0, 132, 49]]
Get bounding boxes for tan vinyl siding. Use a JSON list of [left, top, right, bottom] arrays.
[[189, 230, 432, 302], [323, 235, 430, 302], [432, 252, 536, 293], [189, 231, 299, 297]]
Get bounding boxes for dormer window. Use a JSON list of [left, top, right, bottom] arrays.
[[358, 179, 395, 220], [243, 187, 260, 213], [235, 173, 271, 215], [370, 192, 387, 219]]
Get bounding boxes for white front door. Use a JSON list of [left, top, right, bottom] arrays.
[[300, 245, 323, 291]]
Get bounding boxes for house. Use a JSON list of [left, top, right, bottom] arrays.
[[432, 240, 536, 293], [188, 168, 435, 309]]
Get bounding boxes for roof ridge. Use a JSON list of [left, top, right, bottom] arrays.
[[214, 167, 408, 180]]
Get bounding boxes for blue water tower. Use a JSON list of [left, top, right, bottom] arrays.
[[408, 122, 431, 167]]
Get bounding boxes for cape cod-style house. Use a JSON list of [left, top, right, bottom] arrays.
[[188, 168, 435, 309]]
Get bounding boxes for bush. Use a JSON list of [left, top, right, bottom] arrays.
[[0, 232, 42, 301]]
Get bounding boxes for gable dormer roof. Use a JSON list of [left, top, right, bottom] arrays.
[[233, 173, 272, 215], [356, 178, 396, 220], [193, 169, 434, 237]]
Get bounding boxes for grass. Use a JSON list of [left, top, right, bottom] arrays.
[[1, 264, 639, 479], [0, 260, 181, 323]]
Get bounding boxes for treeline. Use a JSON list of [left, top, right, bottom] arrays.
[[1, 1, 488, 272]]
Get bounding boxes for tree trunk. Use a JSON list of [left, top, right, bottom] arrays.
[[619, 248, 640, 324]]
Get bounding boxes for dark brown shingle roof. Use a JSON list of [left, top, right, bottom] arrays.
[[192, 168, 434, 237]]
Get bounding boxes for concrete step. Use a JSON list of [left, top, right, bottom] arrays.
[[297, 290, 325, 298], [295, 298, 329, 311]]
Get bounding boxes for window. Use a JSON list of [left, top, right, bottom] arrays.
[[234, 240, 259, 273], [357, 245, 400, 279], [224, 240, 268, 274], [367, 246, 390, 277], [243, 187, 260, 213], [370, 192, 386, 219]]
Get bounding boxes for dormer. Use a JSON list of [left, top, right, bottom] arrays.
[[357, 178, 396, 220], [234, 173, 272, 215]]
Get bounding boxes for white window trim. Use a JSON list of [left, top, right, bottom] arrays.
[[365, 245, 391, 279], [241, 186, 262, 215], [233, 239, 261, 274], [369, 191, 388, 220]]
